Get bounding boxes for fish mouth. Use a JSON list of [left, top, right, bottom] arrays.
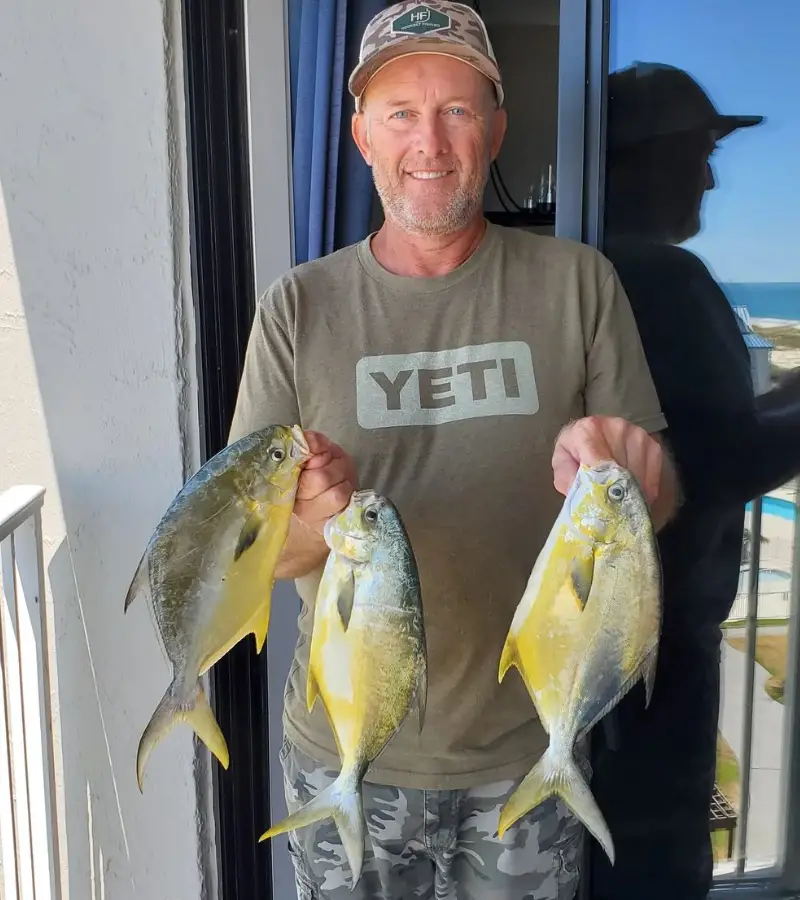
[[566, 465, 615, 542], [351, 488, 380, 506], [290, 425, 311, 461], [580, 459, 619, 482], [567, 468, 589, 518]]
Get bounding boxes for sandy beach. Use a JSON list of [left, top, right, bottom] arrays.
[[751, 317, 800, 372], [751, 317, 800, 329]]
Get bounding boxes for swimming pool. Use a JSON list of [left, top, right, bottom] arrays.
[[746, 495, 797, 522], [737, 565, 791, 595]]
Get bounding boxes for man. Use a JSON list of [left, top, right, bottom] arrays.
[[230, 4, 677, 898], [590, 62, 800, 900]]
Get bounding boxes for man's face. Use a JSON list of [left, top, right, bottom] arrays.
[[606, 127, 720, 245], [650, 129, 719, 243], [352, 54, 507, 236]]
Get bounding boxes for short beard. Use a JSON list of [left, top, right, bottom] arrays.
[[372, 161, 488, 236]]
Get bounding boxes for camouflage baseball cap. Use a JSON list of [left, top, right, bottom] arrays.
[[349, 2, 504, 112]]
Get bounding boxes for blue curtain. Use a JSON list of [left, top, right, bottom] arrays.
[[288, 0, 388, 264]]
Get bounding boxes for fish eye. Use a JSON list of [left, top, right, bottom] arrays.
[[364, 506, 379, 524], [270, 446, 286, 462], [608, 483, 625, 502]]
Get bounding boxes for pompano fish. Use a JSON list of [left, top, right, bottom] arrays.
[[260, 489, 427, 889], [497, 460, 662, 863], [125, 424, 310, 790]]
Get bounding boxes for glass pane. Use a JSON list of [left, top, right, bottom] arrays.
[[600, 0, 800, 887], [477, 0, 560, 236]]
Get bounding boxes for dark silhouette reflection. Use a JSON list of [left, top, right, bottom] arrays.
[[589, 62, 800, 900]]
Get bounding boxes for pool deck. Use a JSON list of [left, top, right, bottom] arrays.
[[720, 635, 786, 870]]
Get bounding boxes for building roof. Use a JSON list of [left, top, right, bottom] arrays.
[[743, 333, 775, 350], [732, 304, 774, 350]]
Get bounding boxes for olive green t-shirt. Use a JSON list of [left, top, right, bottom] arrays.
[[228, 222, 666, 790]]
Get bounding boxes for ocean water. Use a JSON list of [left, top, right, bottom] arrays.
[[722, 282, 800, 322]]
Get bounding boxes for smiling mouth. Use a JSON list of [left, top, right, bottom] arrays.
[[406, 170, 453, 180]]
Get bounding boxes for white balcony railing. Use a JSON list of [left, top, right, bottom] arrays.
[[714, 485, 800, 898], [0, 486, 62, 900]]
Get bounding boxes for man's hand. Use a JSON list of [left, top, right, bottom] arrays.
[[275, 430, 358, 579], [294, 430, 358, 535], [553, 416, 678, 527]]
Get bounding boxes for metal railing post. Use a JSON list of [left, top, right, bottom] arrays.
[[735, 495, 764, 872]]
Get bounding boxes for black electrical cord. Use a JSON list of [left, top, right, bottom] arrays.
[[490, 167, 512, 212], [473, 0, 528, 213], [493, 162, 527, 212]]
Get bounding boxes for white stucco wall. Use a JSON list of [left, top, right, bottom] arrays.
[[0, 0, 207, 896]]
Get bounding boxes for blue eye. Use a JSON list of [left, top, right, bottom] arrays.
[[392, 110, 410, 119], [448, 107, 466, 116]]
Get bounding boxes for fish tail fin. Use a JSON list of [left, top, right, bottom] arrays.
[[497, 745, 615, 865], [136, 680, 229, 792], [260, 767, 366, 886], [498, 634, 519, 683]]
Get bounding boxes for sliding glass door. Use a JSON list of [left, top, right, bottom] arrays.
[[586, 1, 800, 897]]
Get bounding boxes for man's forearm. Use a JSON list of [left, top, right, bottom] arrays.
[[276, 516, 330, 580]]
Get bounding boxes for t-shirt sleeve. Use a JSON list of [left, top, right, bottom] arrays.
[[227, 280, 301, 445], [584, 265, 667, 433]]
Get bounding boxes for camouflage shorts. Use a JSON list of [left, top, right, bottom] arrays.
[[279, 736, 584, 900]]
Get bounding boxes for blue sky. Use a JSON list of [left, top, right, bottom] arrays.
[[610, 0, 800, 284]]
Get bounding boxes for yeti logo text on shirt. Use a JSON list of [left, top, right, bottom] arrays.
[[355, 342, 539, 429]]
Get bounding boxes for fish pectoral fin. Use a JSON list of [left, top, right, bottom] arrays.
[[234, 511, 264, 562], [498, 634, 519, 684], [570, 547, 595, 611], [336, 568, 356, 631]]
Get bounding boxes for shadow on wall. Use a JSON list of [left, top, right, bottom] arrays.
[[0, 0, 206, 898]]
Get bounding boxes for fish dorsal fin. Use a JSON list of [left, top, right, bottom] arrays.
[[124, 549, 149, 612], [307, 668, 320, 712], [643, 644, 658, 708], [576, 646, 658, 744], [569, 546, 595, 611], [498, 634, 519, 684], [415, 659, 427, 734], [234, 511, 263, 561]]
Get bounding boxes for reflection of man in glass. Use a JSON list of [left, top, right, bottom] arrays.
[[590, 61, 800, 900]]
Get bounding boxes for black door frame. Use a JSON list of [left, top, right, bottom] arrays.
[[181, 0, 614, 896], [181, 0, 277, 896]]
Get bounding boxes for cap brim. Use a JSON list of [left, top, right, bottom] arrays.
[[609, 112, 765, 147], [349, 37, 503, 108], [715, 114, 764, 138]]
